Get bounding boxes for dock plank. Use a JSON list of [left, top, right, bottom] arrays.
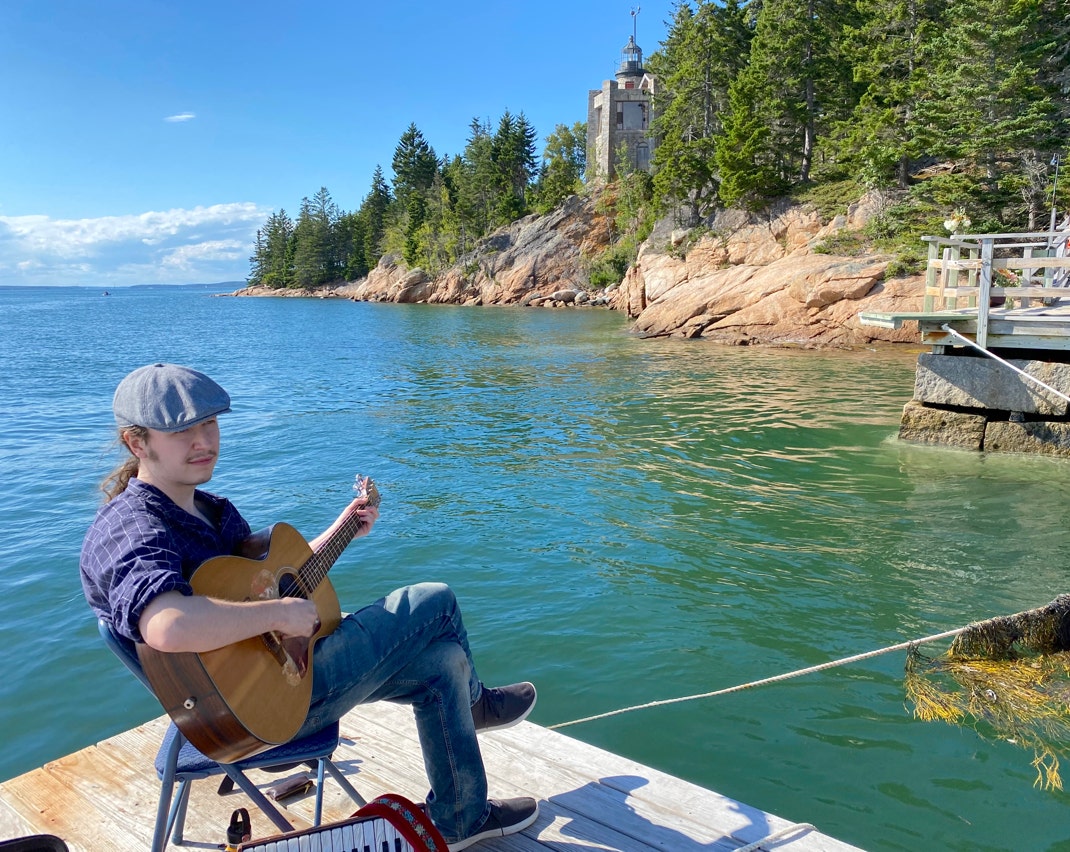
[[1, 703, 861, 851]]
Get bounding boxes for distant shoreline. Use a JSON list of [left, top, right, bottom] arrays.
[[0, 281, 243, 291]]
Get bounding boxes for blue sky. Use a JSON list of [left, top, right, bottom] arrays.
[[0, 0, 671, 287]]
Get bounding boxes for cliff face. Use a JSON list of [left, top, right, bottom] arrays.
[[341, 193, 611, 307], [333, 192, 925, 348], [615, 201, 923, 346]]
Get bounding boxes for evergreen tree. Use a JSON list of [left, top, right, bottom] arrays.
[[360, 165, 392, 268], [909, 0, 1061, 223], [838, 0, 940, 189], [337, 210, 369, 280], [729, 0, 858, 190], [247, 228, 266, 286], [647, 0, 751, 220], [291, 189, 340, 288], [390, 125, 439, 266], [257, 210, 294, 288], [490, 110, 539, 225], [391, 123, 438, 207], [533, 121, 587, 213], [455, 118, 497, 239], [716, 72, 784, 208]]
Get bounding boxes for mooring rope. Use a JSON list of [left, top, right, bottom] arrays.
[[548, 627, 967, 730], [940, 323, 1070, 405]]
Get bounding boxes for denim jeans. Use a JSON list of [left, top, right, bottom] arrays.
[[296, 581, 491, 841]]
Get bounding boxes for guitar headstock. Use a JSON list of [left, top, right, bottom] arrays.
[[353, 475, 382, 509]]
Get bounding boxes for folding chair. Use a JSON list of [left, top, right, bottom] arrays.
[[97, 619, 365, 851]]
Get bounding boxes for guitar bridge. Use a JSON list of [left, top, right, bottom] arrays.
[[260, 631, 308, 686]]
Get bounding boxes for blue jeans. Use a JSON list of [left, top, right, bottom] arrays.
[[296, 582, 491, 841]]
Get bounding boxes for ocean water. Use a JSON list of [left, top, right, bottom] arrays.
[[1, 285, 1069, 851]]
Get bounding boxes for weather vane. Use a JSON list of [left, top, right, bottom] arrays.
[[631, 6, 640, 40]]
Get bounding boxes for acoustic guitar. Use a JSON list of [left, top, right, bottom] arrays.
[[137, 476, 381, 763]]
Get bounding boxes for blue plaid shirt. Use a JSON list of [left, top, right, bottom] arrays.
[[80, 478, 251, 646]]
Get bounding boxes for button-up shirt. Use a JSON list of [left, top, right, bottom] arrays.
[[80, 478, 251, 648]]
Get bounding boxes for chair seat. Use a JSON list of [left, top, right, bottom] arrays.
[[157, 721, 341, 778]]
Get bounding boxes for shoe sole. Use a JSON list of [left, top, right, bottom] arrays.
[[476, 683, 537, 733], [446, 801, 540, 851]]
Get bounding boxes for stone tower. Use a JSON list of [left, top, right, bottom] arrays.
[[587, 20, 657, 182]]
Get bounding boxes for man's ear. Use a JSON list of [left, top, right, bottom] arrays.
[[122, 429, 149, 459]]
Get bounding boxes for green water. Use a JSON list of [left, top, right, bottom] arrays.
[[1, 286, 1068, 850]]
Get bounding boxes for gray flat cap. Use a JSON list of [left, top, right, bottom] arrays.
[[113, 363, 231, 432]]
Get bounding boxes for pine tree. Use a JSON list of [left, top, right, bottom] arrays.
[[257, 210, 294, 288], [455, 118, 497, 240], [360, 166, 392, 269], [247, 228, 266, 286], [730, 0, 859, 190], [490, 110, 538, 225], [716, 72, 784, 208], [909, 0, 1061, 224], [647, 0, 751, 220], [291, 189, 340, 288], [390, 125, 439, 266], [838, 0, 940, 188], [391, 123, 438, 207], [337, 210, 369, 280]]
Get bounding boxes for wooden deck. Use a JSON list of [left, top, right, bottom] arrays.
[[860, 301, 1070, 349], [0, 702, 861, 851], [860, 230, 1070, 350]]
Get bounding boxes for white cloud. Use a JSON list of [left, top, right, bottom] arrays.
[[164, 112, 196, 122], [162, 239, 247, 269], [0, 202, 271, 287]]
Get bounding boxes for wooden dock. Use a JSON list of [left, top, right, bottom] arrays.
[[860, 230, 1070, 350], [0, 701, 861, 851]]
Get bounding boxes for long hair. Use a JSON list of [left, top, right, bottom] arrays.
[[101, 426, 147, 501]]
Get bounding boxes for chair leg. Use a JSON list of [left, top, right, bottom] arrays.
[[322, 759, 366, 808], [152, 729, 184, 852], [313, 760, 326, 826], [220, 765, 295, 835], [168, 780, 192, 845]]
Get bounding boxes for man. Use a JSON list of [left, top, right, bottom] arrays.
[[80, 363, 538, 850]]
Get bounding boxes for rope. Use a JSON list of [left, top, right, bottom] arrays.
[[940, 323, 1070, 405], [734, 823, 816, 852], [548, 627, 967, 730]]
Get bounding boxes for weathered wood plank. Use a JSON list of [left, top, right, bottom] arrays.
[[929, 257, 1070, 271], [1, 704, 861, 852]]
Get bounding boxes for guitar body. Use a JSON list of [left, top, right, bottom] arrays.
[[137, 522, 342, 763]]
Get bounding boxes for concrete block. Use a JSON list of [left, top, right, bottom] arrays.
[[984, 421, 1070, 457], [897, 399, 986, 451], [914, 353, 1070, 416]]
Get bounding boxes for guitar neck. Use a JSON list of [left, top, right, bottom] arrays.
[[298, 479, 380, 593], [300, 510, 364, 591]]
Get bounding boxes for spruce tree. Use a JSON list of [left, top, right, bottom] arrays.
[[360, 166, 392, 269], [647, 0, 751, 220], [910, 0, 1061, 224]]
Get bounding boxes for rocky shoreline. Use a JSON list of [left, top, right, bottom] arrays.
[[229, 192, 926, 350]]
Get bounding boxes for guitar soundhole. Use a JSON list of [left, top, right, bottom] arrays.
[[278, 570, 305, 600]]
